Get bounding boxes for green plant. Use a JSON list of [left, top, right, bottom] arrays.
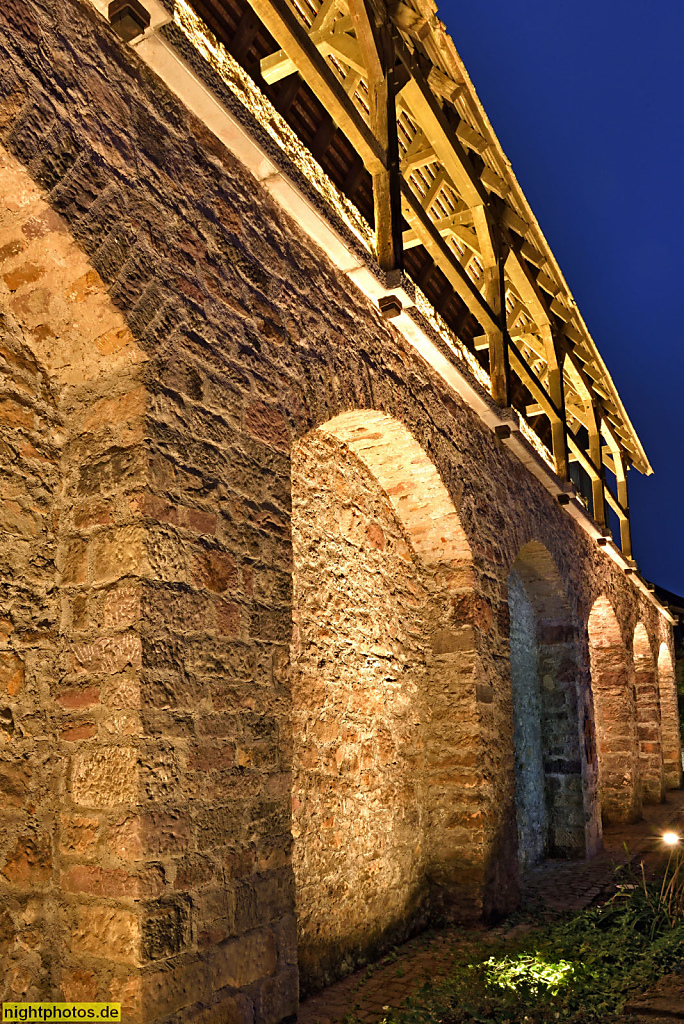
[[378, 871, 684, 1024]]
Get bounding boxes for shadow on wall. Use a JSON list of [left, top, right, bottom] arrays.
[[507, 542, 588, 871], [289, 410, 495, 995]]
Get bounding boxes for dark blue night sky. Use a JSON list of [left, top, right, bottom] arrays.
[[438, 0, 684, 594]]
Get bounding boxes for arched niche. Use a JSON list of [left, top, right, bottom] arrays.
[[633, 623, 664, 804], [657, 642, 682, 790], [507, 541, 585, 870], [587, 597, 641, 823], [290, 410, 487, 993]]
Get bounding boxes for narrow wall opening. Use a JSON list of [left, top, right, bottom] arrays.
[[508, 542, 585, 870], [588, 597, 641, 823]]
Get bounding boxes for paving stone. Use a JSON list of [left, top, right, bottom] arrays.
[[299, 792, 684, 1024]]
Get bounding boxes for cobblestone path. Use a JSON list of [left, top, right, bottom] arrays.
[[298, 790, 684, 1024]]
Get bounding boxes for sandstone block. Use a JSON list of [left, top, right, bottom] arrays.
[[59, 814, 100, 855], [56, 686, 100, 709], [88, 526, 146, 583], [71, 904, 141, 964], [192, 548, 238, 592], [244, 402, 289, 452], [59, 968, 100, 1002], [72, 634, 142, 675], [210, 928, 277, 990], [1, 835, 52, 887], [0, 651, 24, 695], [71, 746, 138, 808]]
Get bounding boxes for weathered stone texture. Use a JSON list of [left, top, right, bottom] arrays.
[[292, 431, 431, 993], [588, 597, 642, 824], [0, 0, 679, 1018], [633, 622, 664, 805], [657, 642, 681, 790]]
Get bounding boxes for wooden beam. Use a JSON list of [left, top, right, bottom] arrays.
[[427, 66, 462, 104], [402, 213, 477, 252], [395, 38, 487, 209], [400, 181, 498, 333], [507, 340, 560, 422], [566, 433, 601, 482], [246, 0, 387, 172], [347, 0, 403, 270], [505, 249, 550, 328], [563, 351, 606, 525]]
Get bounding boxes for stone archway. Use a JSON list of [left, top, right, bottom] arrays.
[[657, 643, 681, 790], [633, 623, 664, 804], [290, 411, 487, 993], [587, 597, 641, 823], [507, 541, 585, 870]]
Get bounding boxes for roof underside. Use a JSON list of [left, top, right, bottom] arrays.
[[180, 0, 650, 476]]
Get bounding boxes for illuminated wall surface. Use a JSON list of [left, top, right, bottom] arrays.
[[292, 431, 430, 993], [0, 1, 680, 1021]]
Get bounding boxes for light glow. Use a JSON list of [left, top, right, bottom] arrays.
[[483, 954, 575, 997], [663, 832, 680, 846]]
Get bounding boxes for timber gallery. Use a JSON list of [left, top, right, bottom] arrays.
[[0, 0, 679, 1019]]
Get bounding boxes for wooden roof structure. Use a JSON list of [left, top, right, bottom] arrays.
[[152, 0, 651, 555]]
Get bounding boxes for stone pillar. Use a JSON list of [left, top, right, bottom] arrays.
[[633, 624, 664, 805], [588, 598, 641, 825], [424, 575, 511, 921], [657, 642, 682, 791], [0, 142, 298, 1021]]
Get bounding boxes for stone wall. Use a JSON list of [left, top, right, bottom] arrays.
[[291, 431, 430, 994], [588, 597, 642, 824], [0, 308, 61, 1002], [0, 0, 679, 1019], [658, 643, 681, 790]]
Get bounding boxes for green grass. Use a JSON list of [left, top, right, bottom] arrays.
[[376, 878, 684, 1024]]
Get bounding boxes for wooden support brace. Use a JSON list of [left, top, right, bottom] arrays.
[[400, 181, 499, 333], [246, 0, 387, 172], [507, 338, 560, 422]]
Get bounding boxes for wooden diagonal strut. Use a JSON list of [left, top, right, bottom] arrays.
[[247, 0, 387, 172], [242, 0, 637, 554], [400, 181, 498, 333]]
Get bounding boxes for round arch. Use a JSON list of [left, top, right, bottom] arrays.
[[587, 597, 640, 823], [633, 623, 664, 804], [318, 410, 473, 565], [657, 642, 682, 790], [507, 541, 586, 869], [290, 411, 489, 992]]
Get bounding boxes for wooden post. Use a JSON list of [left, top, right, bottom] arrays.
[[543, 325, 568, 481], [483, 244, 510, 408], [348, 0, 402, 271], [617, 460, 633, 559], [588, 403, 607, 527]]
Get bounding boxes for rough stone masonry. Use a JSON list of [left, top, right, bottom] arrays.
[[0, 0, 679, 1021]]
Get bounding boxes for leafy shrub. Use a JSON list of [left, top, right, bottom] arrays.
[[379, 876, 684, 1024]]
